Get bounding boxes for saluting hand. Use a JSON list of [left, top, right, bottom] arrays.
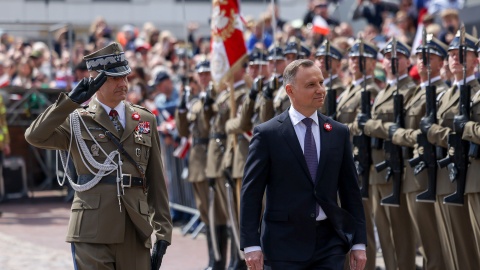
[[69, 71, 107, 104], [245, 250, 264, 270]]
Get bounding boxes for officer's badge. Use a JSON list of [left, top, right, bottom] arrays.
[[136, 148, 141, 157], [91, 144, 100, 157]]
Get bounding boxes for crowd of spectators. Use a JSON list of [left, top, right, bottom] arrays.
[[0, 0, 466, 138]]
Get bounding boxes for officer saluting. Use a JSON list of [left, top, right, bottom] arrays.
[[25, 43, 173, 270]]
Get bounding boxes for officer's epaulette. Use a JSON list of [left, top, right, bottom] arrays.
[[132, 103, 154, 115]]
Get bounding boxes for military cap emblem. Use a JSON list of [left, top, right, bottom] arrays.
[[83, 42, 131, 77]]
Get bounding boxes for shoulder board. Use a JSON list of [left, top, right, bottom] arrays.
[[132, 104, 154, 115]]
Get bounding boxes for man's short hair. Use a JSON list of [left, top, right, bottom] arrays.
[[283, 59, 315, 88]]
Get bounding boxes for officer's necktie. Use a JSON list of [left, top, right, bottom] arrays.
[[302, 117, 320, 217], [109, 109, 124, 134]]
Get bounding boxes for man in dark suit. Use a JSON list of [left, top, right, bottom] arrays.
[[240, 59, 367, 270]]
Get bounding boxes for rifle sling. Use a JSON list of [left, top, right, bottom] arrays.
[[104, 130, 147, 192]]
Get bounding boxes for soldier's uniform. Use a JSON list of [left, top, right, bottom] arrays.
[[174, 60, 228, 269], [425, 31, 480, 270], [258, 45, 285, 124], [390, 37, 449, 270], [0, 92, 9, 201], [315, 40, 346, 117], [462, 83, 480, 256], [273, 40, 311, 116], [363, 40, 417, 270], [337, 40, 380, 270], [24, 43, 172, 269]]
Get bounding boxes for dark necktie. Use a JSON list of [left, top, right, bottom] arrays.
[[109, 109, 123, 133], [302, 117, 320, 217], [302, 117, 318, 181]]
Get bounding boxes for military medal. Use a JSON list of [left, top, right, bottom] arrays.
[[136, 148, 141, 157], [91, 144, 100, 157], [136, 121, 150, 134], [134, 130, 143, 141], [132, 112, 140, 121], [324, 123, 332, 132]]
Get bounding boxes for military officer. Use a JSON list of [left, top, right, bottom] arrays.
[[337, 39, 380, 270], [258, 43, 286, 123], [357, 39, 418, 270], [388, 36, 449, 270], [24, 43, 172, 270], [273, 38, 311, 116], [455, 43, 480, 255], [420, 30, 480, 270], [175, 59, 228, 270], [203, 61, 248, 270], [314, 39, 346, 118], [247, 48, 269, 80]]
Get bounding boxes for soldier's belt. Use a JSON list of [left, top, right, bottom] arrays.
[[77, 174, 144, 188], [209, 133, 227, 140], [193, 138, 209, 146]]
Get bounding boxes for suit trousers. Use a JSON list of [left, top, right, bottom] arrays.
[[435, 195, 480, 270], [71, 216, 150, 270], [264, 220, 346, 270], [468, 193, 480, 256], [193, 180, 227, 226], [406, 192, 446, 270], [372, 184, 416, 270], [344, 186, 376, 270]]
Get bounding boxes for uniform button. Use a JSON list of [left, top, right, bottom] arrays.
[[310, 213, 315, 218]]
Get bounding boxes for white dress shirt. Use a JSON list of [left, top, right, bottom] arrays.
[[245, 106, 365, 253], [386, 73, 408, 86], [97, 98, 126, 128], [419, 75, 441, 88]]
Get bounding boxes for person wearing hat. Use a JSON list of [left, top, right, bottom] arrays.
[[453, 41, 480, 261], [258, 43, 287, 123], [357, 38, 418, 270], [247, 47, 270, 80], [335, 38, 380, 270], [175, 59, 229, 270], [24, 42, 173, 269], [420, 30, 480, 270], [388, 35, 450, 270], [315, 39, 346, 118], [202, 59, 249, 270], [272, 37, 308, 117]]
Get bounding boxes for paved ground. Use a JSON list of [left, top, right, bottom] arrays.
[[0, 190, 421, 270]]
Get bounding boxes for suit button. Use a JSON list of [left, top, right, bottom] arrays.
[[311, 213, 315, 218]]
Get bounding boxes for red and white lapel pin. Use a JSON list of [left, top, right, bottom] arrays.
[[132, 112, 140, 121], [324, 122, 332, 132]]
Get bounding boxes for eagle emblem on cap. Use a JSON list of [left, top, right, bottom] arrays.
[[113, 43, 121, 55]]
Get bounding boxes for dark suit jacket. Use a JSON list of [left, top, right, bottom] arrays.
[[240, 110, 366, 262]]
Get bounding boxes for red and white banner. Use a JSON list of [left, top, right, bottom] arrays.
[[210, 0, 247, 84], [312, 16, 330, 35]]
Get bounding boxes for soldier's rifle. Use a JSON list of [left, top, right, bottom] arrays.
[[410, 29, 438, 203], [438, 25, 470, 205], [352, 38, 372, 199], [376, 38, 404, 206], [325, 40, 337, 119]]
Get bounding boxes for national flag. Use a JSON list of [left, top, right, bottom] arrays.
[[210, 0, 248, 84]]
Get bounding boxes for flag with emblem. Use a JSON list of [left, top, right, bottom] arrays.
[[210, 0, 247, 84]]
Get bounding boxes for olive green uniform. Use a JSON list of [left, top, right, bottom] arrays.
[[337, 76, 379, 270], [363, 76, 417, 270], [426, 78, 480, 269], [391, 78, 449, 270], [25, 94, 172, 270]]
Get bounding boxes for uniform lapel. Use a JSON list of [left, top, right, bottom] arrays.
[[87, 98, 119, 137], [337, 84, 357, 109], [373, 84, 394, 111], [439, 86, 459, 117], [121, 102, 138, 143], [405, 86, 423, 111], [279, 111, 313, 183]]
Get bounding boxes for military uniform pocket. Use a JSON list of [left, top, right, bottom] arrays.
[[134, 135, 152, 164], [68, 194, 100, 238]]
